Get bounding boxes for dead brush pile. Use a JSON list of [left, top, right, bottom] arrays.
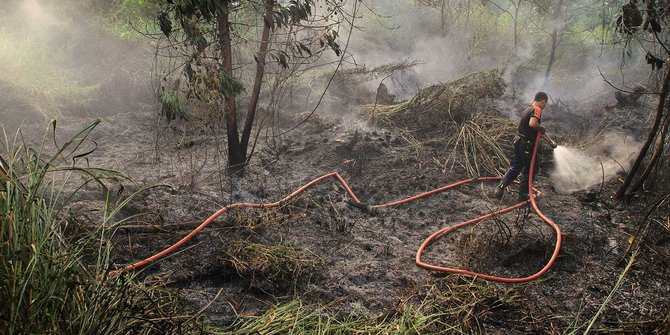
[[360, 69, 516, 176], [360, 69, 507, 131]]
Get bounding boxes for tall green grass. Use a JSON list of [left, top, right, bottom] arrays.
[[0, 120, 201, 334]]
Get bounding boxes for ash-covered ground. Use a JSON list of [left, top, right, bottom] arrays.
[[19, 82, 670, 333]]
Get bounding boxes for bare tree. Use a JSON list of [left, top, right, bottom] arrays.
[[413, 0, 477, 36], [486, 0, 532, 59], [528, 1, 606, 89], [541, 0, 564, 89], [156, 0, 346, 175], [613, 0, 670, 198]]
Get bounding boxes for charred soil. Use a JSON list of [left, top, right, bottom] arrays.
[[22, 73, 670, 334]]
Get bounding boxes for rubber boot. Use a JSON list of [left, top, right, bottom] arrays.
[[493, 182, 507, 199], [518, 182, 530, 201]]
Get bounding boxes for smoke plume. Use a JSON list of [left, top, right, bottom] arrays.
[[0, 0, 152, 131]]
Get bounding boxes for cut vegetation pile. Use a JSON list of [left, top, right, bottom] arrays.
[[360, 69, 507, 130], [360, 69, 516, 176]]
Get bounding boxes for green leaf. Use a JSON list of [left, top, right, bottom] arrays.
[[220, 69, 245, 97], [161, 93, 188, 122]]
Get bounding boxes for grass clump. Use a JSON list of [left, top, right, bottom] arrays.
[[441, 117, 515, 176], [423, 276, 530, 332], [211, 299, 455, 335], [0, 121, 202, 334], [222, 240, 319, 290]]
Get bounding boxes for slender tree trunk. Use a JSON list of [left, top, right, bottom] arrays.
[[513, 10, 518, 59], [241, 0, 274, 160], [512, 0, 520, 59], [543, 32, 557, 89], [218, 4, 244, 174], [543, 0, 563, 89], [440, 0, 446, 36], [630, 93, 670, 192], [616, 64, 670, 199]]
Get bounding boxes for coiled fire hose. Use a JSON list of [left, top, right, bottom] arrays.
[[109, 133, 561, 283]]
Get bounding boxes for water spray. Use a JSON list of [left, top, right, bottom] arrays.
[[549, 132, 642, 194]]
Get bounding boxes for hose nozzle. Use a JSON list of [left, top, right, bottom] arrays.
[[544, 135, 558, 149]]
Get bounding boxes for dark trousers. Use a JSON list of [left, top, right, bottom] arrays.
[[501, 138, 538, 195]]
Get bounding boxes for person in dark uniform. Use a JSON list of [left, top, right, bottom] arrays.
[[493, 92, 548, 201]]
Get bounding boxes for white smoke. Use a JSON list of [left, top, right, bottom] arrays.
[[19, 0, 61, 31], [550, 132, 642, 194]]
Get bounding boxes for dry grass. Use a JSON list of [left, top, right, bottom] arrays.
[[211, 275, 534, 334], [423, 276, 531, 332], [221, 240, 320, 290], [358, 70, 513, 175], [441, 116, 514, 176], [211, 299, 457, 335], [359, 69, 507, 131], [229, 209, 292, 231]]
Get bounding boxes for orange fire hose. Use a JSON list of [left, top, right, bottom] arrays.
[[109, 133, 561, 283]]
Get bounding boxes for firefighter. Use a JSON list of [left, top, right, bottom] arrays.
[[493, 92, 548, 201]]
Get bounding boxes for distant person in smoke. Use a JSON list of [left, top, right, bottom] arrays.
[[493, 92, 548, 201]]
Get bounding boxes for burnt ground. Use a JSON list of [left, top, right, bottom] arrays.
[[19, 93, 670, 334]]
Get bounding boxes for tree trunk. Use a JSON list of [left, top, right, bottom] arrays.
[[513, 14, 518, 59], [440, 0, 446, 36], [241, 0, 274, 160], [217, 4, 244, 175], [616, 64, 670, 199], [512, 0, 521, 60], [542, 0, 563, 89], [543, 32, 557, 89], [630, 90, 670, 193]]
